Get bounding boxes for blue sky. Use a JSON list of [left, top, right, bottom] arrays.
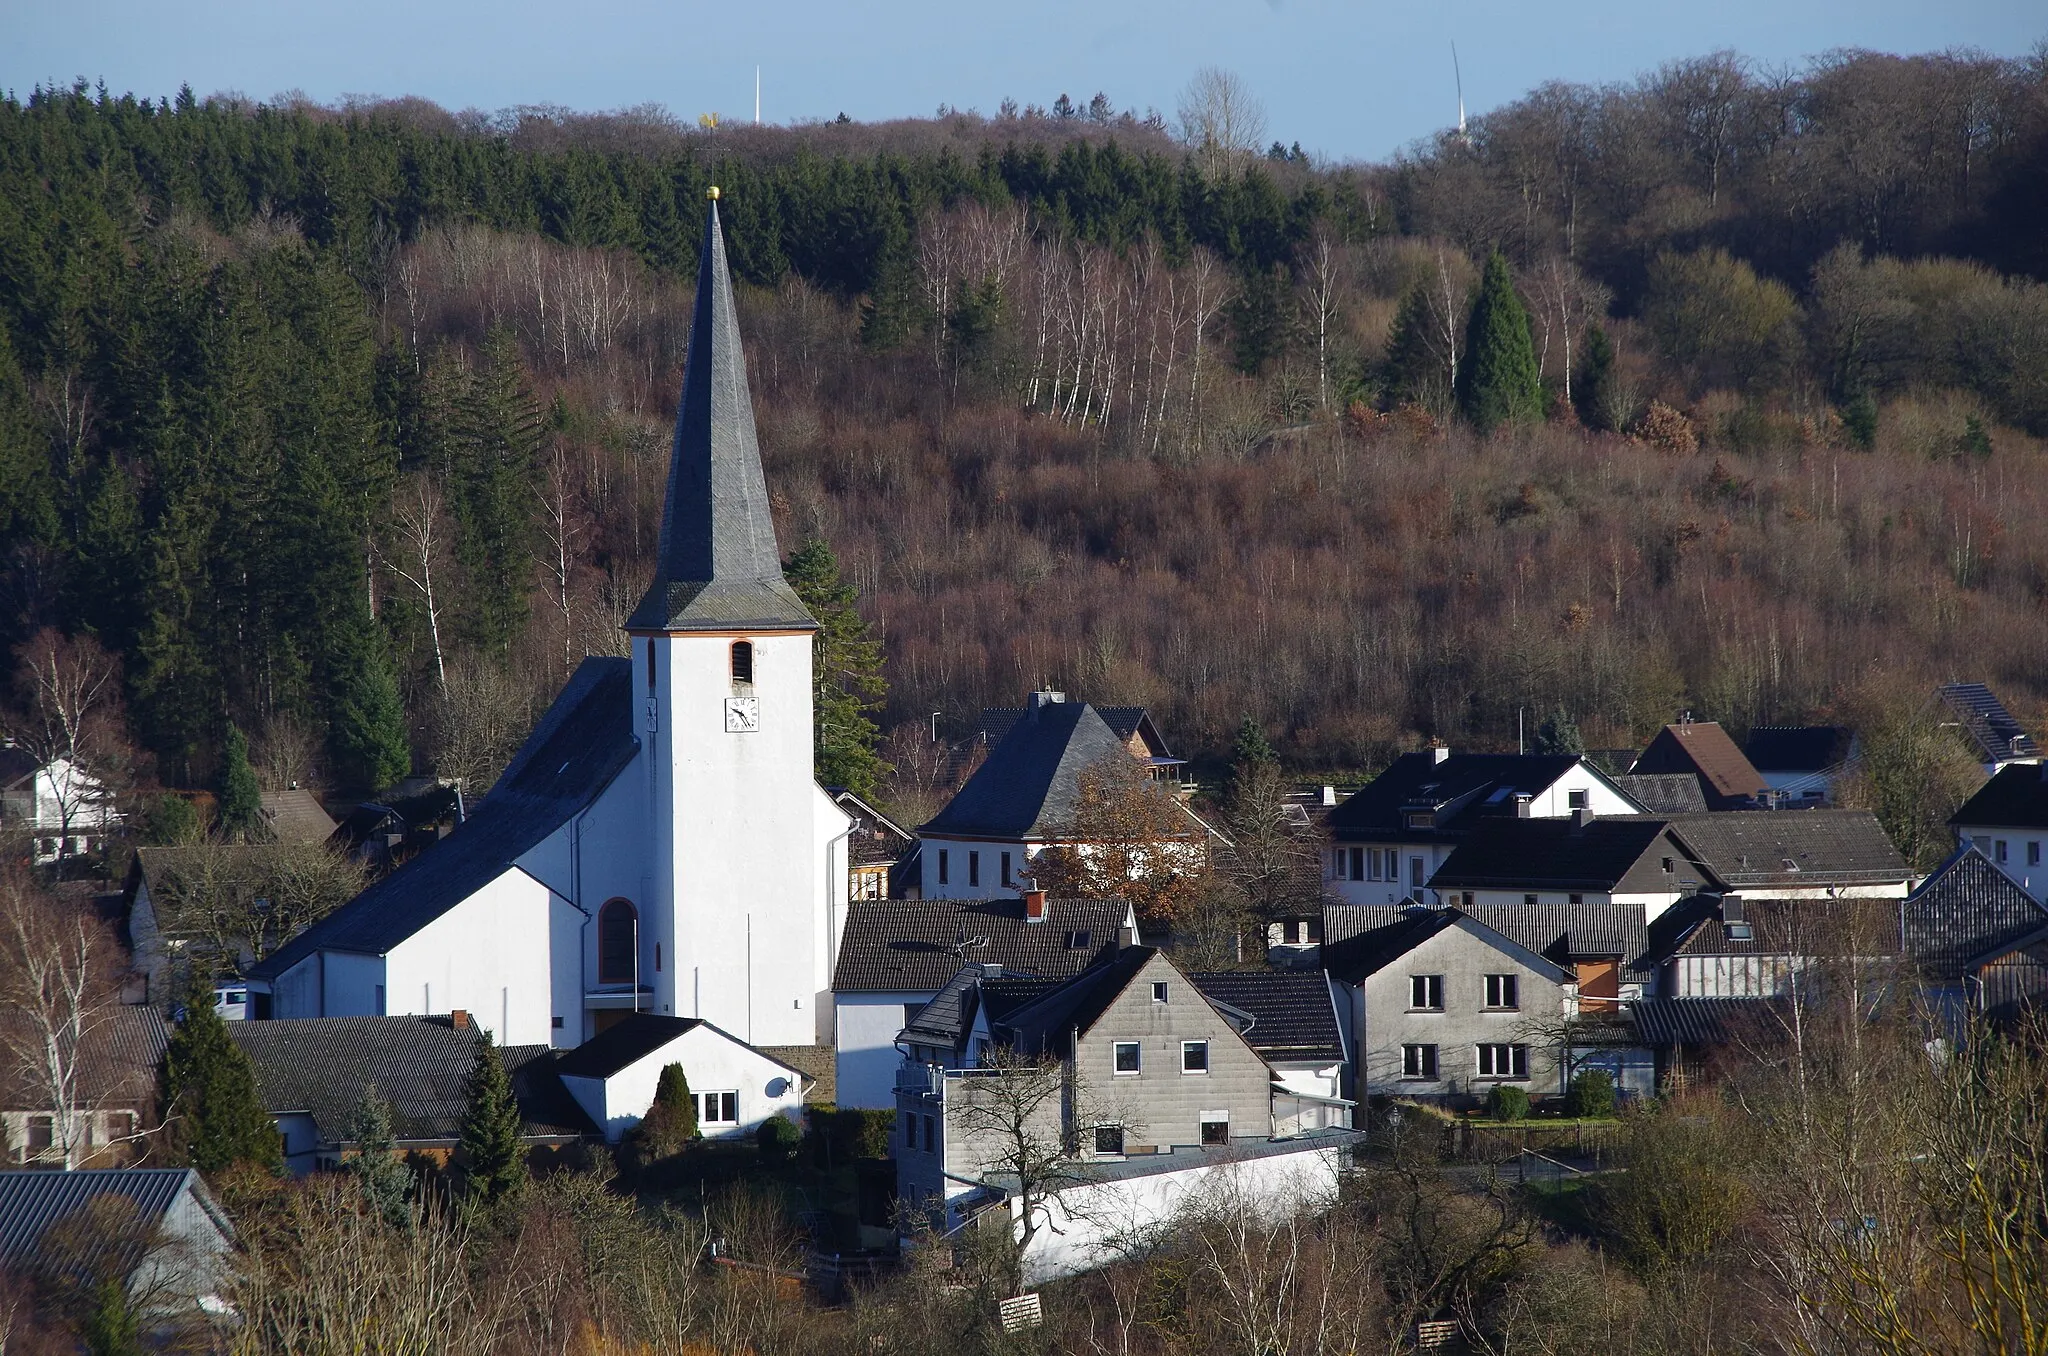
[[4, 0, 2040, 161]]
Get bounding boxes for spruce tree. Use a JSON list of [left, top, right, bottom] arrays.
[[1531, 705, 1585, 757], [635, 1062, 699, 1160], [1574, 323, 1617, 431], [457, 1028, 526, 1209], [345, 1084, 414, 1229], [1457, 251, 1543, 434], [1223, 717, 1277, 814], [1380, 283, 1441, 409], [784, 537, 888, 798], [451, 329, 541, 655], [162, 973, 282, 1174], [325, 605, 411, 793], [217, 723, 262, 841]]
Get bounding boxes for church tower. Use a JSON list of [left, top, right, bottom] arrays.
[[627, 189, 832, 1047]]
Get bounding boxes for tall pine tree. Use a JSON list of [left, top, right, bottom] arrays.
[[1457, 251, 1543, 434], [457, 1027, 526, 1210], [324, 604, 411, 792], [450, 329, 541, 656], [216, 723, 262, 840], [784, 537, 888, 798], [161, 973, 282, 1174], [1574, 323, 1618, 431]]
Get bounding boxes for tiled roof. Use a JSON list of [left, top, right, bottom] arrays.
[[1631, 997, 1790, 1047], [1743, 726, 1856, 775], [1324, 753, 1618, 843], [252, 657, 638, 978], [229, 1016, 592, 1144], [832, 789, 914, 867], [1430, 817, 1684, 891], [831, 895, 1131, 993], [0, 1004, 168, 1110], [996, 946, 1160, 1058], [920, 701, 1137, 839], [1322, 900, 1656, 983], [1611, 774, 1708, 814], [1658, 810, 1907, 888], [552, 1015, 705, 1079], [1901, 846, 2048, 975], [1666, 897, 1902, 958], [0, 1169, 221, 1264], [1187, 970, 1344, 1063], [978, 705, 1169, 758], [1952, 762, 2048, 830], [1630, 723, 1768, 807], [259, 788, 338, 845], [1938, 683, 2038, 762]]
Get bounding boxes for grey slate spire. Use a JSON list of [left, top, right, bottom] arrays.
[[628, 191, 817, 633]]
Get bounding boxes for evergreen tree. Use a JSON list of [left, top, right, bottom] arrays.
[[631, 1062, 700, 1161], [1223, 717, 1277, 813], [451, 329, 541, 655], [216, 723, 262, 841], [161, 973, 282, 1174], [1574, 323, 1617, 430], [1381, 283, 1445, 410], [784, 537, 889, 798], [457, 1028, 526, 1209], [1457, 251, 1543, 434], [1531, 705, 1585, 757], [325, 605, 411, 792], [345, 1084, 414, 1229]]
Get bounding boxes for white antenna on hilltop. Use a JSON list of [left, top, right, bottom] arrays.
[[755, 66, 761, 125], [1452, 41, 1468, 140]]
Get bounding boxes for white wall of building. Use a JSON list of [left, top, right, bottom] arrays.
[[1952, 823, 2048, 902], [920, 837, 1038, 900], [559, 1024, 807, 1142], [835, 991, 932, 1109], [382, 867, 555, 1045]]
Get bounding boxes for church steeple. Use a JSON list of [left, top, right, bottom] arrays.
[[628, 189, 816, 633]]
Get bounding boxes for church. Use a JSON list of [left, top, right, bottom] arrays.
[[249, 192, 853, 1051]]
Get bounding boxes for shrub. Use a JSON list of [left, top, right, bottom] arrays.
[[1631, 401, 1698, 455], [1566, 1070, 1617, 1119], [756, 1113, 802, 1163], [1487, 1085, 1531, 1122], [804, 1106, 896, 1164]]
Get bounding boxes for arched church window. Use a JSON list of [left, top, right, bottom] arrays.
[[731, 640, 754, 685], [598, 898, 638, 985]]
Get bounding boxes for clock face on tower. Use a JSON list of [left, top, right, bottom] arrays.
[[724, 696, 761, 733]]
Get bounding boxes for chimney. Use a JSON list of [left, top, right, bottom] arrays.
[[450, 1009, 471, 1030], [1431, 742, 1451, 765], [1023, 889, 1047, 922], [1572, 807, 1595, 828], [1027, 690, 1066, 716], [1320, 785, 1337, 807], [1119, 924, 1138, 948], [1514, 794, 1533, 819]]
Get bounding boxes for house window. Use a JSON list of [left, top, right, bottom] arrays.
[[1484, 974, 1519, 1010], [26, 1115, 53, 1154], [1094, 1125, 1125, 1155], [1460, 892, 1475, 908], [698, 1091, 739, 1125], [1364, 849, 1380, 882], [1410, 857, 1425, 889], [1477, 1044, 1530, 1080], [374, 984, 386, 1016], [1201, 1115, 1229, 1145], [597, 899, 639, 985], [1349, 847, 1364, 881], [1523, 893, 1539, 906], [1406, 812, 1434, 830], [968, 851, 980, 887], [1568, 789, 1588, 809], [1410, 975, 1444, 1011], [2032, 842, 2042, 868], [730, 641, 753, 684], [1001, 851, 1012, 886], [922, 1114, 937, 1152], [1402, 1044, 1438, 1079], [1569, 893, 1584, 905], [1114, 1041, 1141, 1074], [1996, 840, 2009, 864], [1181, 1041, 1210, 1074], [646, 639, 657, 693], [1066, 930, 1092, 950], [937, 850, 949, 886], [1661, 857, 1674, 873], [1152, 982, 1168, 1003]]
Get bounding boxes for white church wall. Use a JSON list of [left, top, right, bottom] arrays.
[[834, 991, 934, 1109], [383, 867, 554, 1044], [560, 1024, 807, 1142], [810, 783, 854, 1044]]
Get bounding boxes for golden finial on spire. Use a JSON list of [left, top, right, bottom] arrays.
[[707, 185, 721, 200]]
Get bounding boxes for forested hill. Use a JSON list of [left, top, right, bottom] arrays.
[[1, 49, 2046, 807]]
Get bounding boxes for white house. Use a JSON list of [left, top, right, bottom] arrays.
[[553, 1013, 809, 1143], [1950, 762, 2048, 902], [0, 746, 120, 862], [1322, 751, 1645, 907], [248, 192, 852, 1052]]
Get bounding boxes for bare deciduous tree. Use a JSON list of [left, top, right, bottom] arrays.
[[0, 873, 122, 1169], [383, 474, 454, 700], [1178, 68, 1269, 182]]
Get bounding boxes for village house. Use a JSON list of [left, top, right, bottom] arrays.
[[831, 788, 916, 902], [1427, 813, 1713, 920], [1950, 761, 2048, 901], [975, 701, 1187, 787], [1742, 726, 1859, 806], [1628, 720, 1769, 811], [1, 1005, 167, 1169], [1322, 750, 1646, 907], [829, 889, 1136, 1108], [552, 1012, 810, 1143], [1657, 809, 1912, 904], [1937, 681, 2039, 774], [229, 1011, 591, 1174], [0, 744, 121, 863], [1186, 968, 1353, 1133], [0, 1169, 235, 1322]]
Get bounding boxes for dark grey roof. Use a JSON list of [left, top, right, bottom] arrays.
[[996, 946, 1160, 1058], [1611, 774, 1709, 814], [1743, 726, 1856, 775], [1322, 900, 1655, 983], [1630, 997, 1790, 1047], [920, 701, 1137, 839], [229, 1016, 592, 1143], [831, 896, 1131, 993], [1901, 846, 2048, 976], [1324, 753, 1639, 844], [1658, 810, 1908, 888], [0, 1169, 219, 1264], [627, 195, 814, 633], [253, 658, 638, 977], [832, 789, 915, 867], [0, 1005, 168, 1110], [1938, 682, 2038, 762], [1952, 761, 2048, 830], [1665, 897, 1902, 959], [551, 1013, 809, 1083], [1629, 723, 1768, 809], [1430, 817, 1688, 891], [1188, 970, 1344, 1063], [978, 704, 1172, 758]]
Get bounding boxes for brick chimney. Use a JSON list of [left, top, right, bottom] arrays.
[[450, 1009, 471, 1030], [1027, 690, 1066, 717], [1023, 889, 1047, 922]]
